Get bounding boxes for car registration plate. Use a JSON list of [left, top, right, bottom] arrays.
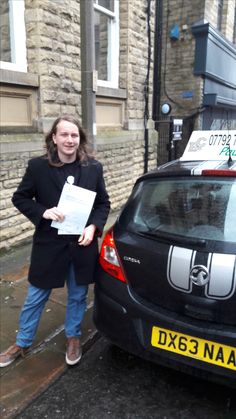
[[151, 326, 236, 371]]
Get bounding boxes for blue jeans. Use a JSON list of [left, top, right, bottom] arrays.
[[16, 264, 88, 348]]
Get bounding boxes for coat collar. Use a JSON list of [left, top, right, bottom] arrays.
[[48, 160, 91, 190]]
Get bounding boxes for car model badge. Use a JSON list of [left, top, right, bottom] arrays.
[[123, 256, 140, 264], [190, 265, 210, 286]]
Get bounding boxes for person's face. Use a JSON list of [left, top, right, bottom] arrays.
[[53, 120, 80, 163]]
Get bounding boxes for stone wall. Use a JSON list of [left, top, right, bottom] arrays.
[[160, 0, 235, 120], [0, 130, 157, 251], [160, 0, 205, 119], [121, 0, 155, 129], [97, 131, 157, 208], [1, 0, 234, 251], [0, 0, 158, 251], [24, 0, 156, 132], [0, 136, 44, 250], [25, 0, 82, 128]]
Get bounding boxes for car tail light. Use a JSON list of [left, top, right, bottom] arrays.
[[202, 169, 236, 177], [99, 228, 127, 283]]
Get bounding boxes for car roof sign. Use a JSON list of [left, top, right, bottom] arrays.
[[180, 130, 236, 161]]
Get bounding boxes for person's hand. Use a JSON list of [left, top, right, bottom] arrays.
[[43, 207, 65, 222], [78, 224, 96, 246]]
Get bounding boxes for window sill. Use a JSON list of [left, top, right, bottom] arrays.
[[97, 86, 127, 100], [0, 69, 39, 87]]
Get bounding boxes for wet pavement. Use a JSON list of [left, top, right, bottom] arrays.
[[0, 211, 118, 419]]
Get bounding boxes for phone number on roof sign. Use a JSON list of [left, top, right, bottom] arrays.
[[208, 133, 236, 147]]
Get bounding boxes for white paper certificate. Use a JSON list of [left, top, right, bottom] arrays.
[[51, 183, 96, 235]]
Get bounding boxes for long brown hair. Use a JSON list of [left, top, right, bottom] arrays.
[[45, 115, 93, 166]]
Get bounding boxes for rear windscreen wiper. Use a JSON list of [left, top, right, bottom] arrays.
[[137, 230, 206, 247]]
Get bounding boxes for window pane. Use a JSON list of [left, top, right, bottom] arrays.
[[98, 0, 114, 12], [94, 10, 111, 81], [120, 178, 236, 243], [0, 0, 11, 63]]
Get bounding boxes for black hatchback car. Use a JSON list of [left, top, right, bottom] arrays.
[[94, 133, 236, 388]]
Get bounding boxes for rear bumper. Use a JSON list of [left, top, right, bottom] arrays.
[[93, 274, 236, 389]]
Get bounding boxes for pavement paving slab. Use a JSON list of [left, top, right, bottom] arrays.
[[0, 211, 119, 419], [0, 279, 97, 419]]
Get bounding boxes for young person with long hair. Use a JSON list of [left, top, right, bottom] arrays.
[[0, 115, 110, 367]]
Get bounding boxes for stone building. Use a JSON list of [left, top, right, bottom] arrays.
[[0, 0, 157, 250], [153, 0, 236, 163], [0, 0, 235, 251]]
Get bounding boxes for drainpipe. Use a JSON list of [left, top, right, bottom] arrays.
[[80, 0, 96, 149], [152, 0, 163, 130], [144, 0, 152, 173]]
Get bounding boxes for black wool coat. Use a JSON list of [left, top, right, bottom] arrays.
[[12, 156, 110, 289]]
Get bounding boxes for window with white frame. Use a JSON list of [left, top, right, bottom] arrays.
[[0, 0, 27, 72], [93, 0, 119, 88]]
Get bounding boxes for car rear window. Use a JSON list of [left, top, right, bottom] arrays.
[[120, 177, 236, 243]]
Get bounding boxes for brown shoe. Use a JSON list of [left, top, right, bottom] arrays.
[[0, 343, 29, 368], [66, 337, 82, 366]]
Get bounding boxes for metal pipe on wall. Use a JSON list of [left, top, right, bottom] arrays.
[[152, 0, 163, 130], [144, 0, 152, 174], [80, 0, 96, 149]]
